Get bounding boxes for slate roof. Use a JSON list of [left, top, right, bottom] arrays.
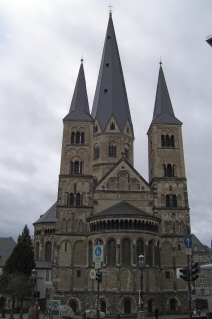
[[0, 237, 16, 267], [64, 62, 93, 121], [87, 201, 157, 221], [91, 14, 134, 136], [152, 66, 182, 125], [33, 202, 57, 224], [191, 233, 207, 252]]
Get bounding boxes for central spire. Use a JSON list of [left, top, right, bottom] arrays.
[[91, 14, 134, 136]]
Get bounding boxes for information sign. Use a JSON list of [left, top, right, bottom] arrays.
[[93, 245, 104, 262], [184, 235, 192, 248]]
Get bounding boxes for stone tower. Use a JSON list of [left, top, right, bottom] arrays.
[[34, 14, 190, 316]]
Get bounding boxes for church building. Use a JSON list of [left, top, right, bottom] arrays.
[[34, 13, 190, 316]]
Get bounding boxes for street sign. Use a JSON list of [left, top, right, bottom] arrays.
[[184, 235, 192, 248], [100, 270, 109, 277], [93, 245, 104, 262], [52, 300, 60, 310], [186, 248, 192, 255], [90, 269, 96, 280], [95, 262, 101, 269]]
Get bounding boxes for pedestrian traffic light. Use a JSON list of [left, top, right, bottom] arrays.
[[179, 267, 189, 281], [96, 272, 102, 283], [191, 262, 199, 281]]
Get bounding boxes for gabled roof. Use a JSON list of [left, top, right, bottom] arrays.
[[151, 65, 182, 125], [33, 202, 57, 224], [0, 237, 16, 267], [191, 233, 207, 252], [64, 62, 93, 121], [87, 201, 156, 221], [95, 156, 150, 191], [91, 14, 134, 136]]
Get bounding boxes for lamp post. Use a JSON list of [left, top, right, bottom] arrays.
[[28, 269, 37, 319], [138, 254, 146, 315], [31, 269, 37, 307]]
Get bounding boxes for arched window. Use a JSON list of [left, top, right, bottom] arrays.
[[146, 240, 154, 266], [76, 193, 82, 206], [166, 135, 170, 147], [161, 135, 165, 147], [109, 145, 116, 157], [81, 132, 84, 144], [166, 195, 171, 207], [76, 132, 80, 144], [122, 238, 131, 265], [172, 195, 177, 207], [70, 193, 74, 206], [71, 161, 83, 174], [110, 122, 115, 130], [71, 132, 75, 144], [170, 135, 175, 147], [107, 239, 116, 266], [167, 164, 173, 177], [45, 241, 52, 261]]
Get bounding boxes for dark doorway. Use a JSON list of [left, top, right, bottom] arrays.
[[0, 297, 5, 309], [170, 298, 176, 311], [100, 300, 106, 313], [124, 299, 131, 314], [69, 300, 77, 314], [148, 300, 153, 312]]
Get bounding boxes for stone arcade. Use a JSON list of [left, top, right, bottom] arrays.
[[34, 13, 190, 316]]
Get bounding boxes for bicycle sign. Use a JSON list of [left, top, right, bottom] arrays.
[[52, 300, 60, 310], [93, 245, 104, 262]]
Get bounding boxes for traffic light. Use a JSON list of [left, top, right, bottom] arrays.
[[96, 271, 102, 283], [179, 267, 189, 281], [191, 262, 199, 281]]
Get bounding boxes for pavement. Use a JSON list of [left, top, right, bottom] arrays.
[[2, 312, 208, 319]]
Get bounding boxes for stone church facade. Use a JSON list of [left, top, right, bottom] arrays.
[[34, 13, 190, 316]]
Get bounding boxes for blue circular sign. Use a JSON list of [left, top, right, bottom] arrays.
[[95, 246, 102, 257], [184, 235, 192, 248]]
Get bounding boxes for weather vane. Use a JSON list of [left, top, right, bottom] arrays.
[[108, 4, 113, 15]]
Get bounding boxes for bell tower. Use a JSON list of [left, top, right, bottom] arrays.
[[147, 64, 190, 233], [91, 14, 134, 182], [56, 61, 94, 233]]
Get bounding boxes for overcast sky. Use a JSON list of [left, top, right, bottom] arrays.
[[0, 0, 212, 247]]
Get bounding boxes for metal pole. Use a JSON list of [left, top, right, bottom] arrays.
[[140, 267, 143, 311], [187, 254, 192, 319], [97, 271, 100, 319]]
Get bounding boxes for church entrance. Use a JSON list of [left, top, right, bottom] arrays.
[[124, 299, 131, 314]]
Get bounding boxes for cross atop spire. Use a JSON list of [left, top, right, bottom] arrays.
[[108, 4, 113, 15]]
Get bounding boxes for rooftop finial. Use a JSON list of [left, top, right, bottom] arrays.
[[159, 58, 162, 67], [81, 55, 83, 64], [108, 4, 113, 15]]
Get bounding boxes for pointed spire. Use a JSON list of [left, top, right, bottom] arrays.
[[152, 65, 182, 124], [91, 14, 134, 135], [64, 61, 93, 121]]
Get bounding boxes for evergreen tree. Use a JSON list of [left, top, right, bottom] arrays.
[[3, 225, 35, 275]]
